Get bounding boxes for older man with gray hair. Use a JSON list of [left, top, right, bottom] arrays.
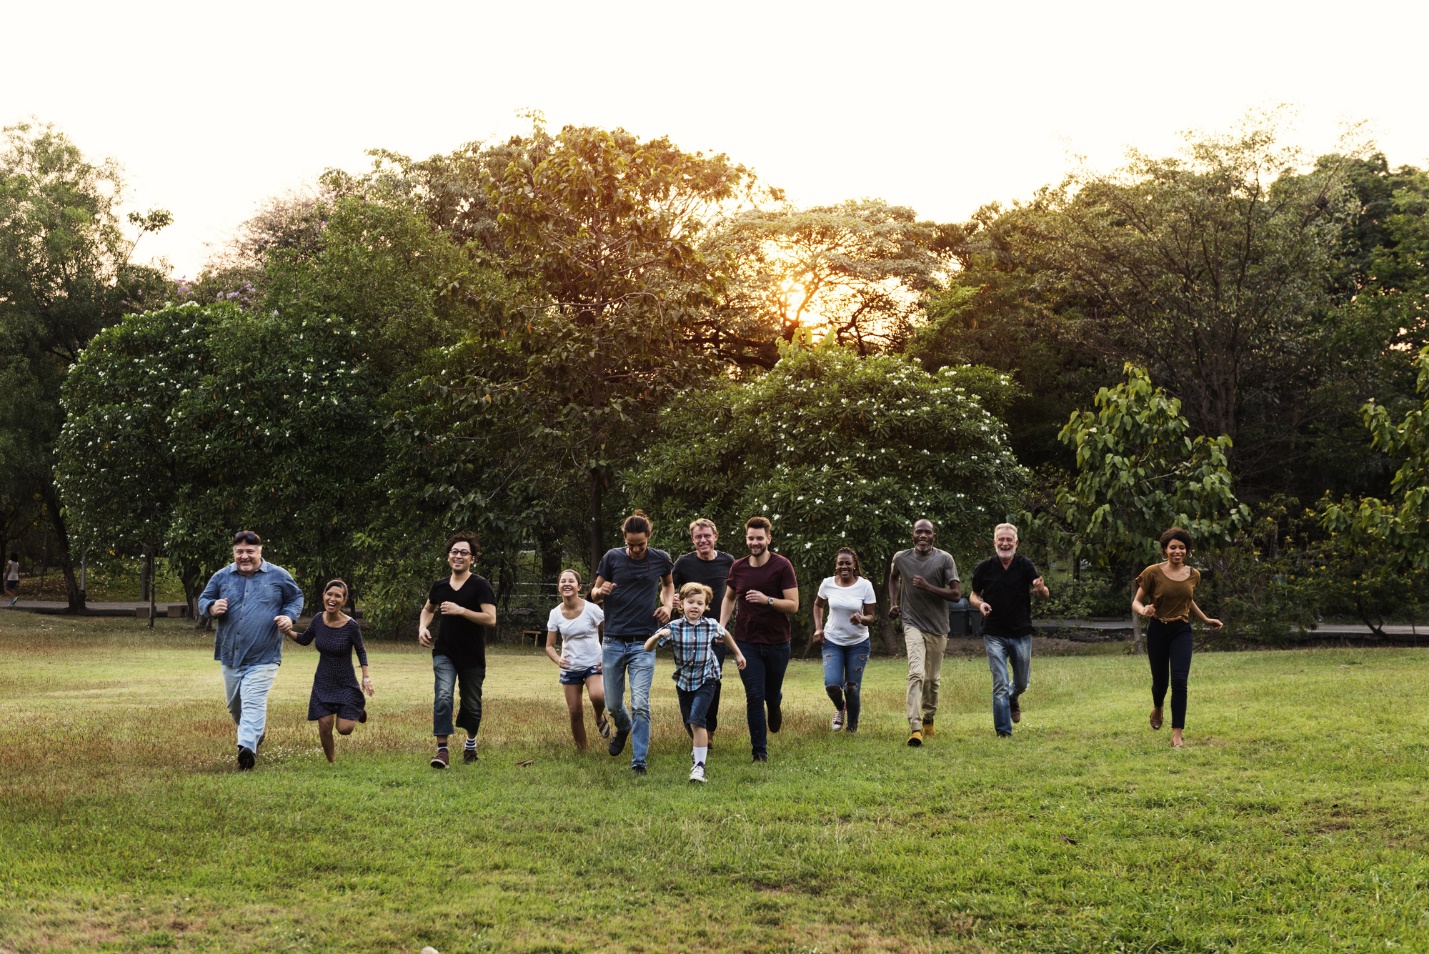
[[968, 523, 1049, 737]]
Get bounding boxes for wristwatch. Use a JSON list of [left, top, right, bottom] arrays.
[[767, 596, 774, 606]]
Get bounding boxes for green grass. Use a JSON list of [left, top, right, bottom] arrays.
[[1, 615, 1426, 953]]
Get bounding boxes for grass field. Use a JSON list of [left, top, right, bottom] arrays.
[[1, 614, 1426, 953]]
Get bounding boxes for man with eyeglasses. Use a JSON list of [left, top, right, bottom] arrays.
[[418, 533, 498, 768], [198, 531, 305, 770]]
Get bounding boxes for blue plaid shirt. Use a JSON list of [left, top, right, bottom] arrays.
[[657, 617, 727, 691]]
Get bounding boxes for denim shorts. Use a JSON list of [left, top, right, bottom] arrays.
[[676, 680, 719, 728], [559, 664, 602, 686]]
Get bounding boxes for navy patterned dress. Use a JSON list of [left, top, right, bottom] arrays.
[[294, 615, 368, 721]]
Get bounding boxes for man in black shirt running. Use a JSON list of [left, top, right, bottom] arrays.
[[969, 523, 1049, 737]]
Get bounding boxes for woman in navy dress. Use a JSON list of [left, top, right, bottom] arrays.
[[280, 579, 373, 763]]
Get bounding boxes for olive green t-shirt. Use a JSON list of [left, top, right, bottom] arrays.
[[1134, 564, 1201, 622], [892, 547, 960, 636]]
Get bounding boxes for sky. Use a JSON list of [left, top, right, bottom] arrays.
[[5, 1, 1428, 278]]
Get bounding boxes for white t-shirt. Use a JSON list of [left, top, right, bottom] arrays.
[[546, 600, 604, 669], [5, 560, 17, 582], [817, 576, 877, 646]]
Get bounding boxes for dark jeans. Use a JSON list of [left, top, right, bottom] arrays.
[[433, 654, 485, 737], [736, 639, 791, 758], [676, 680, 719, 729], [1147, 619, 1193, 730], [685, 641, 725, 738]]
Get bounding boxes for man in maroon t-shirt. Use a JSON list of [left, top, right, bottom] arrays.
[[719, 516, 799, 763]]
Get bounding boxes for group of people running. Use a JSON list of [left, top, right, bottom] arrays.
[[197, 515, 1220, 779]]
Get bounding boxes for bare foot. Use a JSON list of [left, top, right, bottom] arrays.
[[1171, 728, 1184, 748], [1150, 707, 1163, 730]]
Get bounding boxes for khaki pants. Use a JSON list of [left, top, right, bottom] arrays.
[[904, 624, 947, 731]]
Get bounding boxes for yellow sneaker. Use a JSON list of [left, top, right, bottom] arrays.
[[922, 721, 935, 739], [907, 729, 923, 747]]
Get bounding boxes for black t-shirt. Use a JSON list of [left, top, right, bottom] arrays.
[[971, 555, 1040, 638], [428, 574, 498, 667], [595, 547, 674, 638], [672, 551, 735, 619]]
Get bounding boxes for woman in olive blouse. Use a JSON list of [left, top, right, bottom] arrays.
[[1131, 527, 1222, 748]]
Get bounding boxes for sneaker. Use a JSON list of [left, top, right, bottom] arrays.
[[631, 763, 647, 776], [430, 747, 449, 769], [997, 731, 1012, 738], [907, 729, 923, 747], [462, 744, 478, 764], [752, 753, 768, 764], [689, 762, 706, 784], [237, 746, 255, 770], [597, 717, 611, 739], [768, 696, 783, 733], [831, 709, 845, 731], [922, 721, 936, 739], [608, 728, 629, 757], [1010, 698, 1022, 724], [256, 732, 266, 751]]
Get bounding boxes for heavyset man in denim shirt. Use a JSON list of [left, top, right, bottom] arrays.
[[198, 531, 305, 770]]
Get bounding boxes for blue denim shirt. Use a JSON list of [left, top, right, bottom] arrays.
[[198, 561, 305, 668]]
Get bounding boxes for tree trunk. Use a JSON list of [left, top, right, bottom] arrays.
[[146, 551, 157, 629], [588, 470, 604, 577], [39, 487, 83, 613]]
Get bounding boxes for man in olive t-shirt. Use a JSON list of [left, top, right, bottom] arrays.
[[888, 519, 960, 747]]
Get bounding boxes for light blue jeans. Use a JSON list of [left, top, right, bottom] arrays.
[[985, 634, 1032, 736], [821, 639, 871, 731], [221, 662, 280, 751], [602, 639, 654, 767]]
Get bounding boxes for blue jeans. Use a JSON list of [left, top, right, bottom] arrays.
[[602, 639, 654, 767], [433, 655, 485, 737], [221, 662, 280, 751], [736, 640, 791, 758], [985, 634, 1032, 735], [821, 639, 871, 731]]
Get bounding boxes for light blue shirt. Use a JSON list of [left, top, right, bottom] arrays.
[[198, 560, 305, 668]]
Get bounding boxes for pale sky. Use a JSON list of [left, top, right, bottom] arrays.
[[6, 1, 1428, 278]]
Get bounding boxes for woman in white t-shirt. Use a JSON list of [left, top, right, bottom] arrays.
[[545, 569, 610, 750], [811, 547, 878, 733], [5, 553, 19, 605]]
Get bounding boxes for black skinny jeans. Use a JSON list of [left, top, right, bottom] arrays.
[[1146, 619, 1193, 730]]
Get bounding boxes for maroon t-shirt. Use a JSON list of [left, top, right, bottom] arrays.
[[726, 552, 798, 645]]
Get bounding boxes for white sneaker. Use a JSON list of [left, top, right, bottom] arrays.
[[688, 761, 706, 784], [831, 708, 845, 731]]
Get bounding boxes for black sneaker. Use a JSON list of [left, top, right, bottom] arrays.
[[463, 744, 478, 764], [631, 763, 647, 776], [608, 728, 629, 757], [237, 747, 255, 770], [768, 696, 783, 734], [751, 752, 768, 764]]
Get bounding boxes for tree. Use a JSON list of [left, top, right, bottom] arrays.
[[425, 122, 766, 571], [0, 121, 169, 610], [709, 199, 948, 362], [1323, 346, 1429, 571], [622, 341, 1024, 654], [913, 113, 1369, 501], [1042, 364, 1250, 646]]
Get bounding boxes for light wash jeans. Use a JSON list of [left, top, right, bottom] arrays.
[[221, 662, 280, 751], [602, 639, 654, 767], [821, 639, 871, 731], [984, 634, 1032, 736]]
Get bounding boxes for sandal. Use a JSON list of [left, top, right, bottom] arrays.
[[1149, 708, 1163, 731], [597, 717, 612, 739]]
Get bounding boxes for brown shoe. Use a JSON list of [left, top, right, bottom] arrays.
[[462, 744, 478, 764], [1150, 708, 1163, 731], [907, 729, 923, 747], [430, 747, 450, 769], [1010, 698, 1022, 724]]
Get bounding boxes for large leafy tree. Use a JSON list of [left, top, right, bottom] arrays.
[[623, 341, 1023, 653], [915, 115, 1365, 500], [0, 121, 169, 610], [403, 123, 766, 570], [709, 198, 948, 362]]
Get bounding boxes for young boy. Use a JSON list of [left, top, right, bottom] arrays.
[[645, 582, 747, 783]]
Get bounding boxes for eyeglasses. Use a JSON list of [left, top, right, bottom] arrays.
[[448, 549, 473, 556], [233, 531, 262, 545]]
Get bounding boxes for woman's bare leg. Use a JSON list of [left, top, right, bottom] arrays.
[[317, 714, 336, 763]]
